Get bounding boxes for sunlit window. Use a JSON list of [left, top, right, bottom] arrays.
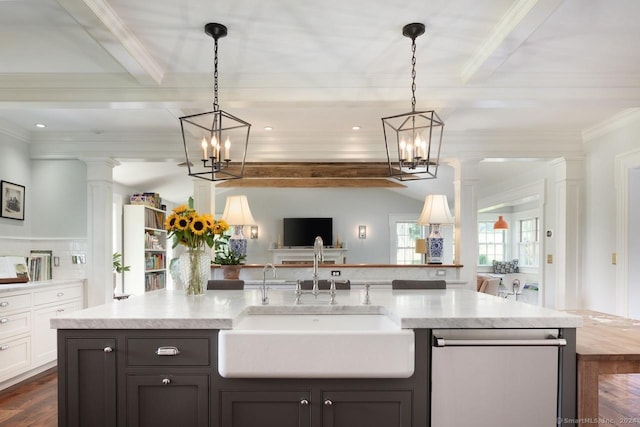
[[478, 221, 506, 265], [395, 221, 422, 265], [519, 217, 539, 267]]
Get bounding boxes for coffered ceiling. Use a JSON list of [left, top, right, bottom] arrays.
[[1, 0, 639, 202]]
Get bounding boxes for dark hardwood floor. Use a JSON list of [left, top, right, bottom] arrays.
[[0, 370, 639, 426], [0, 369, 57, 427]]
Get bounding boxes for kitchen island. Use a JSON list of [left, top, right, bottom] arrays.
[[52, 288, 581, 427]]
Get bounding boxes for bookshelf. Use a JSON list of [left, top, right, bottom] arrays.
[[123, 205, 167, 295]]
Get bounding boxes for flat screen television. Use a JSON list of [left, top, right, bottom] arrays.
[[283, 217, 333, 247]]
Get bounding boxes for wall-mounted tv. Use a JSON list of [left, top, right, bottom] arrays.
[[283, 217, 333, 247]]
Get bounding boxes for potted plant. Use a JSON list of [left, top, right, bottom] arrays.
[[112, 252, 130, 295], [213, 234, 246, 279]]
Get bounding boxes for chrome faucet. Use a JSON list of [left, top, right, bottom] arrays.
[[294, 236, 337, 305], [312, 236, 324, 295], [262, 263, 277, 305]]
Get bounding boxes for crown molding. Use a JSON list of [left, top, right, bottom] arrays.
[[582, 108, 640, 142]]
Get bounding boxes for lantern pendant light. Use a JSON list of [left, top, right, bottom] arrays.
[[382, 23, 444, 181], [179, 23, 251, 182]]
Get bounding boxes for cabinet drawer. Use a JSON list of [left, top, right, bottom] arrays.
[[0, 335, 30, 382], [34, 286, 82, 306], [127, 337, 210, 366], [0, 310, 31, 340], [0, 293, 31, 314]]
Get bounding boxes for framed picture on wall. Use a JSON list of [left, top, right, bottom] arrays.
[[1, 180, 25, 221]]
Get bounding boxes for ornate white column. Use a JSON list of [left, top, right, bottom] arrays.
[[450, 158, 480, 290], [192, 180, 216, 215], [550, 157, 584, 309], [84, 158, 119, 307]]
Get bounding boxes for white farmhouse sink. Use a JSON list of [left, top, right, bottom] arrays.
[[218, 313, 414, 378]]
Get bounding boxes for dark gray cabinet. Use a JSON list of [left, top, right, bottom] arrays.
[[221, 390, 312, 427], [127, 373, 209, 427], [321, 390, 412, 427], [58, 329, 429, 427], [58, 336, 117, 427]]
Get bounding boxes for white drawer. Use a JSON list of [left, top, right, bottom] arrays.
[[0, 311, 31, 340], [34, 285, 82, 306], [0, 293, 31, 314], [0, 335, 30, 382]]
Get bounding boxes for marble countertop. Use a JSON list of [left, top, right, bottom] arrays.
[[51, 288, 582, 330], [0, 279, 83, 293]]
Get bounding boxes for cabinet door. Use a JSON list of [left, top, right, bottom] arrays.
[[321, 390, 412, 427], [126, 373, 209, 427], [220, 390, 311, 427], [33, 300, 81, 365], [61, 337, 117, 427]]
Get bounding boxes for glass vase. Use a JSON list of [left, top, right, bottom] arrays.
[[179, 248, 210, 296]]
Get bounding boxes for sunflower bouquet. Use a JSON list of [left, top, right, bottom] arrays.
[[165, 204, 229, 295], [165, 204, 229, 250]]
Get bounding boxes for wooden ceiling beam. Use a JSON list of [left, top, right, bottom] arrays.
[[217, 178, 405, 188], [238, 162, 391, 179]]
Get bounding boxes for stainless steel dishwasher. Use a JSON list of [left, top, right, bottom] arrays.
[[431, 329, 566, 427]]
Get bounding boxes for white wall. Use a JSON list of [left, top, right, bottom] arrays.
[[583, 111, 640, 314], [30, 160, 87, 238], [214, 187, 424, 264], [629, 167, 640, 319], [1, 138, 89, 281], [0, 134, 31, 237]]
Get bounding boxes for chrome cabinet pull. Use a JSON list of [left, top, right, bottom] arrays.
[[155, 346, 180, 356], [300, 399, 309, 405], [0, 344, 9, 351], [57, 292, 64, 297], [324, 399, 333, 406], [162, 378, 171, 385], [0, 302, 8, 308], [103, 346, 113, 353], [57, 308, 65, 313], [0, 318, 8, 324]]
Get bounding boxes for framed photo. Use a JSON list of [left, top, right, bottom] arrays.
[[1, 181, 25, 221]]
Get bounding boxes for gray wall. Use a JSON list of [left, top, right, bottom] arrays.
[[215, 187, 424, 264]]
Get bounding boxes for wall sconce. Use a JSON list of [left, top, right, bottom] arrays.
[[250, 225, 259, 239], [358, 225, 367, 239]]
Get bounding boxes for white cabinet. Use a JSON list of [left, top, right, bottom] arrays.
[[32, 284, 83, 365], [0, 280, 84, 389], [123, 205, 167, 295]]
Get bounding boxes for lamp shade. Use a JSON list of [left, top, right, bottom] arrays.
[[417, 194, 453, 225], [222, 195, 256, 226], [493, 215, 509, 230]]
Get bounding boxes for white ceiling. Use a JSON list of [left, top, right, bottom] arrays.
[[1, 0, 639, 202]]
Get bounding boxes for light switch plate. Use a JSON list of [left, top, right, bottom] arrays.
[[436, 269, 446, 277], [331, 270, 341, 276]]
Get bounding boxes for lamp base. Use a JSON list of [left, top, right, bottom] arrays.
[[427, 237, 444, 264], [229, 225, 248, 257], [427, 224, 444, 264]]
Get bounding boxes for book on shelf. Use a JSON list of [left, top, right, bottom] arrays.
[[28, 251, 52, 281], [144, 207, 166, 230]]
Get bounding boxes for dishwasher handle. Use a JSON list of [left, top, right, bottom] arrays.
[[433, 336, 567, 347]]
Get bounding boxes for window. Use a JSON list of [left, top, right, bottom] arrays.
[[478, 221, 506, 265], [395, 221, 422, 265], [519, 217, 539, 267]]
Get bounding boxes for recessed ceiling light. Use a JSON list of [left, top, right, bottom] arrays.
[[352, 126, 361, 131], [264, 126, 273, 131], [35, 123, 46, 128]]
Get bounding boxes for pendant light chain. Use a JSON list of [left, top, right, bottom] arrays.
[[410, 36, 417, 113], [213, 36, 219, 112]]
